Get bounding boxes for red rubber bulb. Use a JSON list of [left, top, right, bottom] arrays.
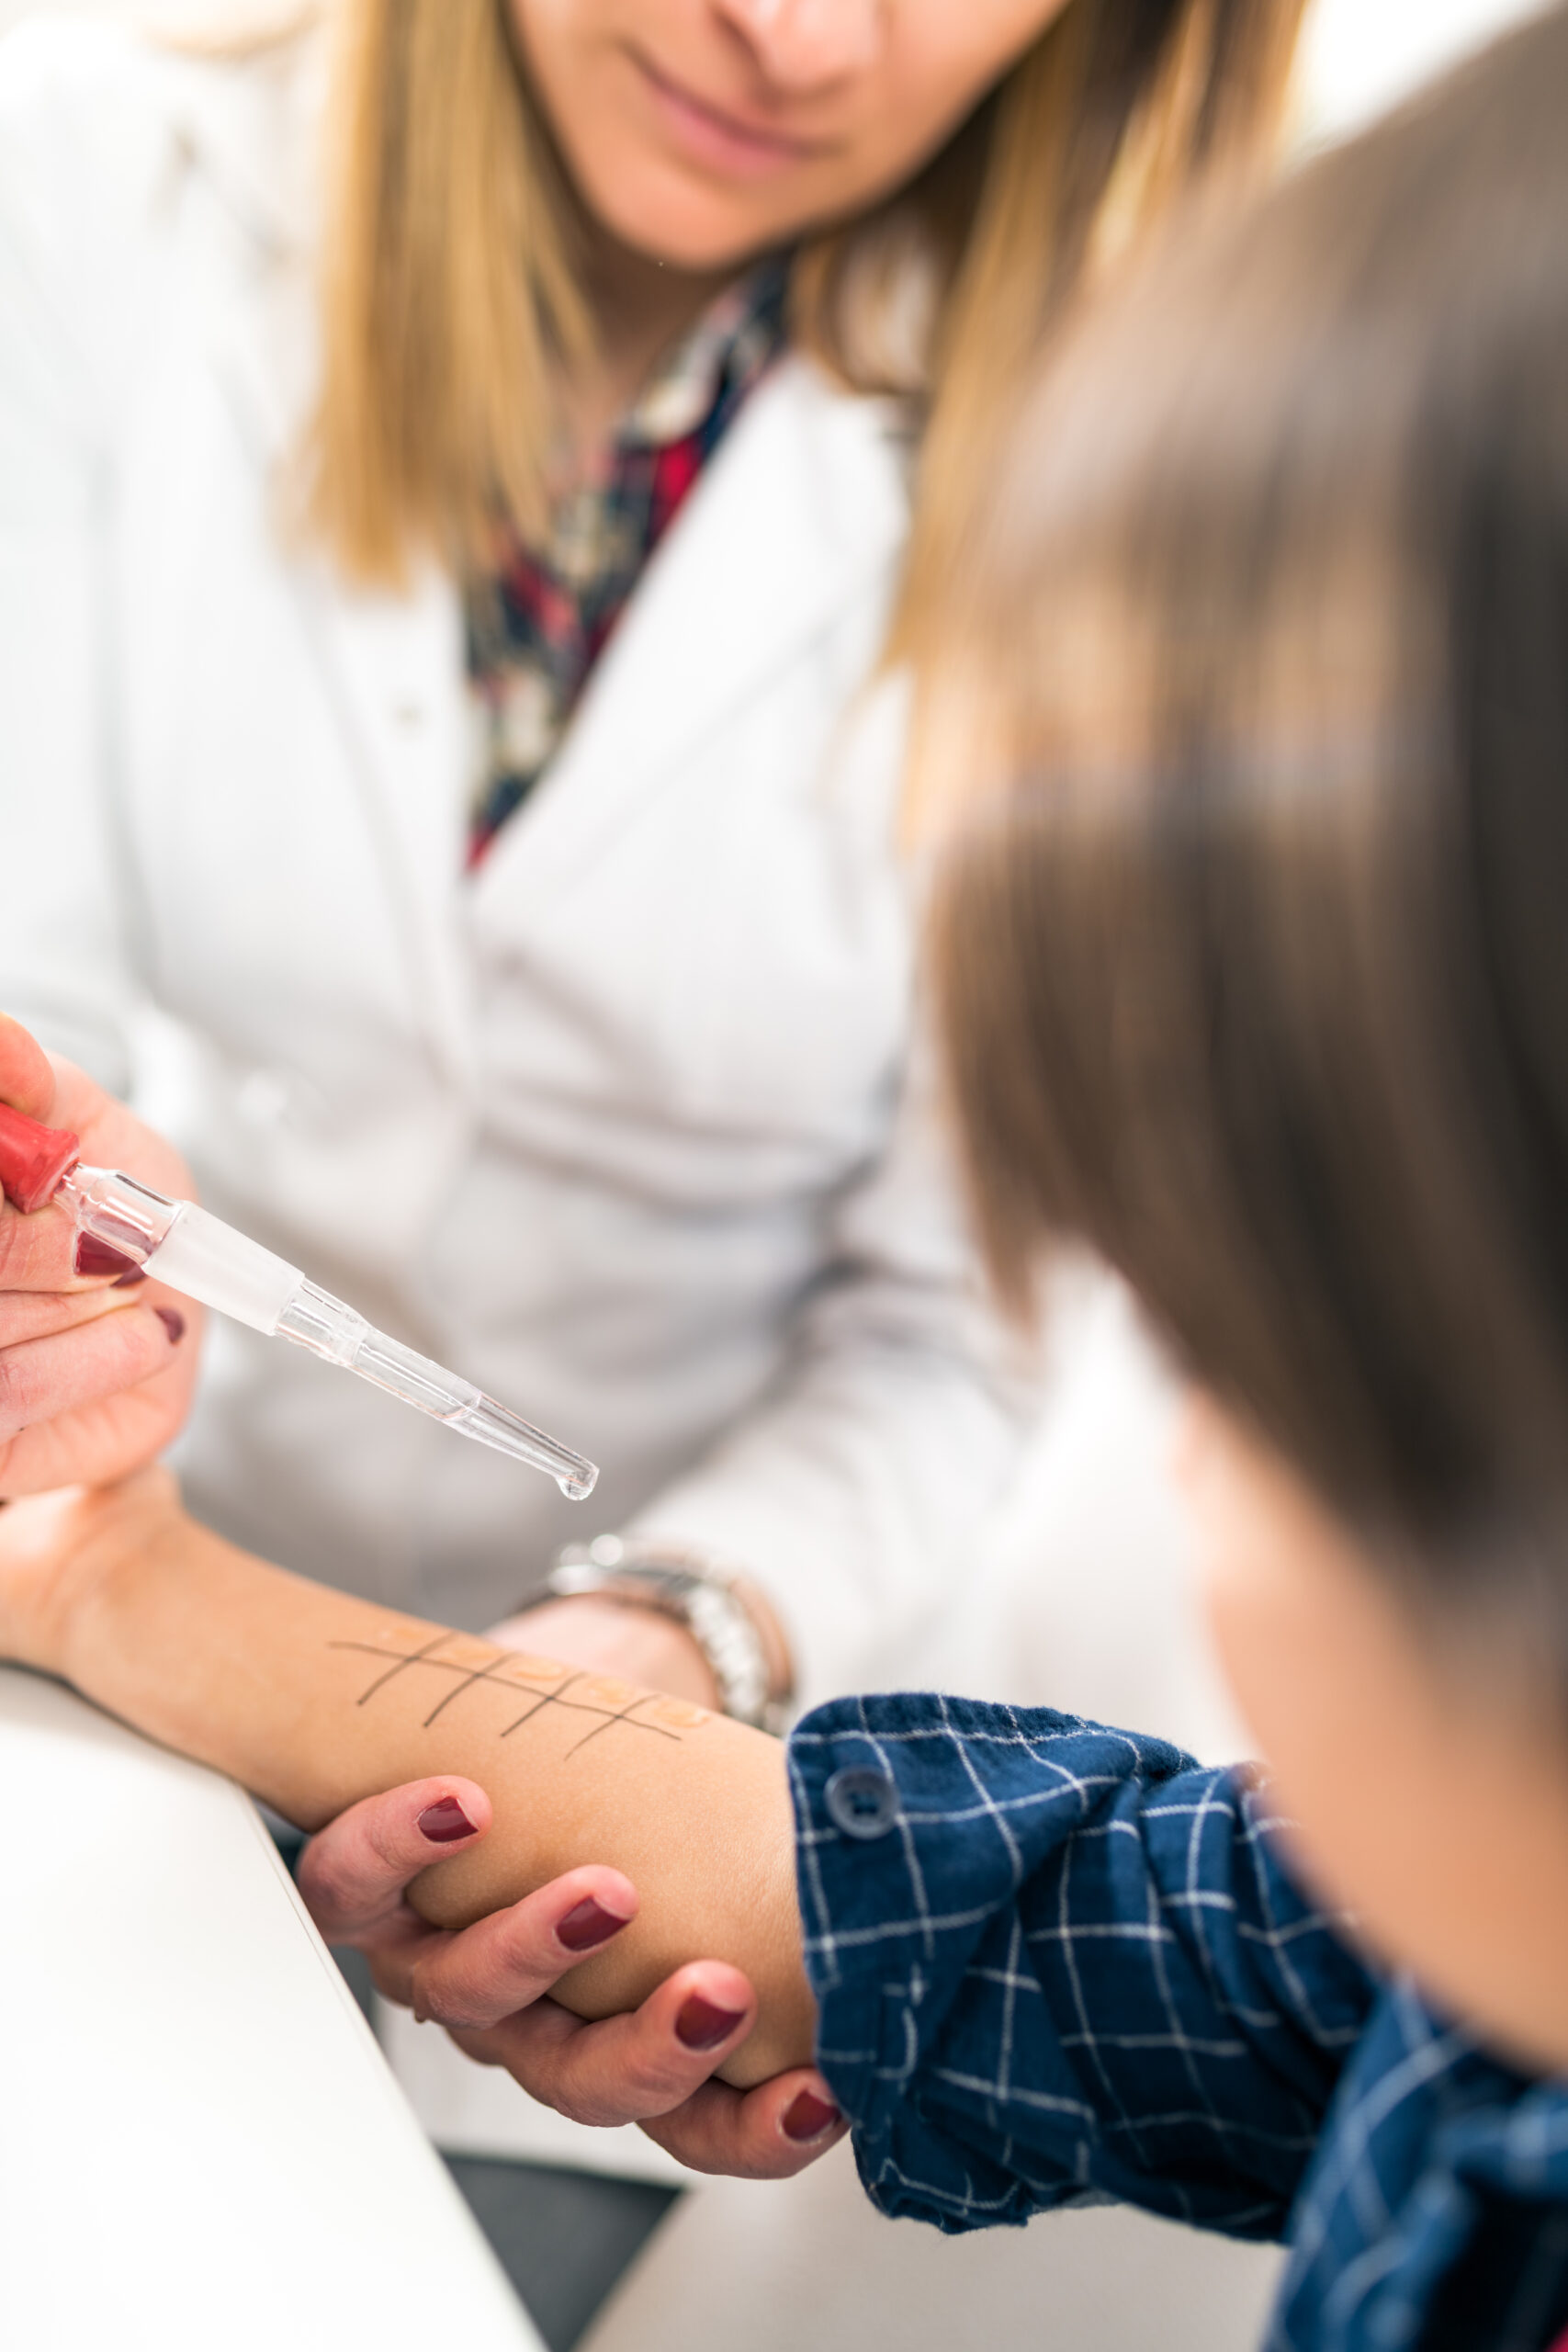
[[0, 1102, 81, 1215]]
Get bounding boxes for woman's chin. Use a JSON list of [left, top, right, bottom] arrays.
[[563, 155, 796, 277]]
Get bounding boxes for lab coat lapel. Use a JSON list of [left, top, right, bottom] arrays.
[[469, 360, 909, 918], [185, 70, 477, 1095]]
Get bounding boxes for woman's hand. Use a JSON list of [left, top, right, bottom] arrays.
[[0, 1016, 200, 1495], [298, 1781, 846, 2180]]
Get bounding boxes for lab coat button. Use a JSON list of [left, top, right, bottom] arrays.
[[825, 1766, 899, 1840]]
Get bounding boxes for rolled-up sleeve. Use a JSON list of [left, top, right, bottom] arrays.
[[789, 1694, 1376, 2239]]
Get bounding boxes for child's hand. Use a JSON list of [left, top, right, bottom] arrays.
[[0, 1014, 202, 1496], [0, 1467, 180, 1677]]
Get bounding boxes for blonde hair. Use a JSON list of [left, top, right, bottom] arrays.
[[302, 0, 1306, 652]]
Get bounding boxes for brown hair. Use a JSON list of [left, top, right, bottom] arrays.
[[930, 4, 1568, 1620], [300, 0, 1304, 622]]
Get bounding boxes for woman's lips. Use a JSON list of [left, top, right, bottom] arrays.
[[630, 49, 829, 180]]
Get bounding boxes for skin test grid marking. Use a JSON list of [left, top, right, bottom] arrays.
[[326, 1632, 711, 1757]]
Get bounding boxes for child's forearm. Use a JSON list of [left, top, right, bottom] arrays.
[[52, 1498, 813, 2085]]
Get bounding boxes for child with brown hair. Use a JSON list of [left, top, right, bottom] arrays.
[[6, 5, 1568, 2342]]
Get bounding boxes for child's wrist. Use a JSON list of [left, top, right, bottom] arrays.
[[41, 1472, 186, 1687]]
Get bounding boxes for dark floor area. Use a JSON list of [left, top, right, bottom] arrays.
[[444, 2153, 681, 2352]]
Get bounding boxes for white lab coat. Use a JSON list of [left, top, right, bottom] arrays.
[[0, 18, 1027, 1704]]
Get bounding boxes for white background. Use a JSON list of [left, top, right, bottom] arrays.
[[1297, 0, 1545, 134]]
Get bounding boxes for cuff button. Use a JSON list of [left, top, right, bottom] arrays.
[[825, 1765, 899, 1839]]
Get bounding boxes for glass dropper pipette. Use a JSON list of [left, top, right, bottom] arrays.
[[0, 1104, 597, 1501]]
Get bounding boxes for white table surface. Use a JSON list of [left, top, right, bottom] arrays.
[[0, 1663, 543, 2352]]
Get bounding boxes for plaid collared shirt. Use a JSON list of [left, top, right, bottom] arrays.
[[465, 258, 790, 866], [790, 1694, 1568, 2352]]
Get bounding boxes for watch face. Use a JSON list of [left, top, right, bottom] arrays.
[[551, 1547, 782, 1725]]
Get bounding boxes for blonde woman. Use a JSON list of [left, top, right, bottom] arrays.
[[0, 0, 1303, 2310]]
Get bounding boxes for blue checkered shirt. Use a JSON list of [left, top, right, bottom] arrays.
[[790, 1696, 1568, 2351]]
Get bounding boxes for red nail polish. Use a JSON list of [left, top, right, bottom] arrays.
[[557, 1896, 628, 1953], [154, 1306, 186, 1345], [675, 1995, 746, 2052], [782, 2089, 840, 2143], [0, 1103, 79, 1215], [417, 1795, 477, 1844], [75, 1234, 141, 1281]]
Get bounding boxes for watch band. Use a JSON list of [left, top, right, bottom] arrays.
[[526, 1535, 794, 1736]]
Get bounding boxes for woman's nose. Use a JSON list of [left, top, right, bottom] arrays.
[[713, 0, 883, 90]]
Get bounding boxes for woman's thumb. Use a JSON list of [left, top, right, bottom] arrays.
[[0, 1012, 56, 1121]]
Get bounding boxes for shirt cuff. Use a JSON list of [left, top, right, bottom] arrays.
[[787, 1691, 1182, 2231]]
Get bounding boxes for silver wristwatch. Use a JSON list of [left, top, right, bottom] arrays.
[[530, 1535, 793, 1736]]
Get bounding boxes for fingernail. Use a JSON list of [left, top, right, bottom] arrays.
[[154, 1306, 186, 1345], [675, 1995, 746, 2052], [557, 1896, 628, 1953], [75, 1234, 141, 1281], [417, 1795, 477, 1844], [782, 2089, 840, 2143], [112, 1266, 147, 1288]]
